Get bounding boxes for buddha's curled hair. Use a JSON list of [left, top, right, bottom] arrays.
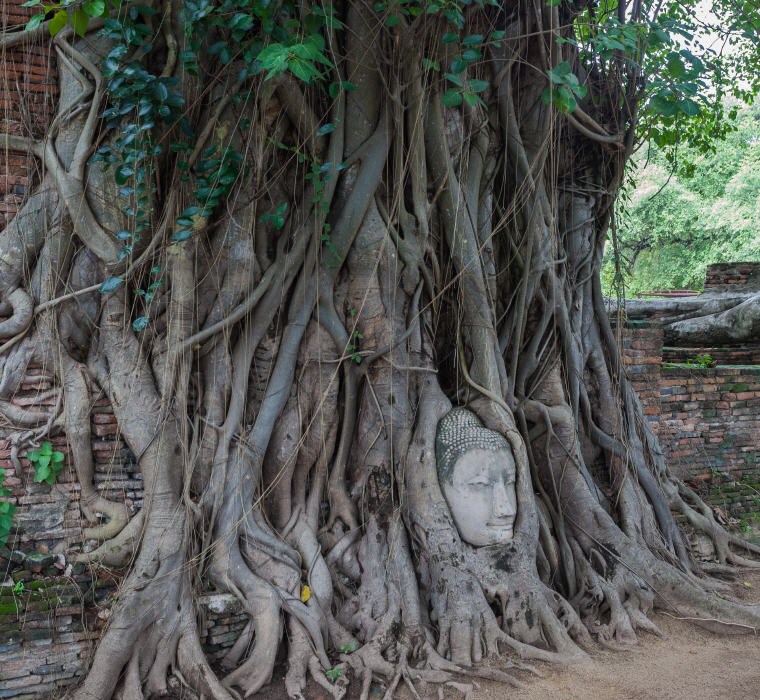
[[435, 408, 512, 483]]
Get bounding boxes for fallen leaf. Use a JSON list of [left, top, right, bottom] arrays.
[[300, 584, 311, 602]]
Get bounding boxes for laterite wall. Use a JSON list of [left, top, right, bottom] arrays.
[[619, 321, 760, 531]]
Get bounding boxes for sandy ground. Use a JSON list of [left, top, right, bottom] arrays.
[[255, 569, 760, 700], [461, 568, 760, 700], [506, 607, 760, 700]]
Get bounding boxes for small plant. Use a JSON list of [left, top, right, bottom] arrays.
[[339, 643, 355, 654], [325, 668, 341, 683], [0, 468, 16, 547], [346, 331, 363, 364], [12, 580, 24, 595], [28, 442, 65, 485], [686, 353, 713, 368]]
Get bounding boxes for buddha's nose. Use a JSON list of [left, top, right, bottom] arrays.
[[492, 481, 515, 519]]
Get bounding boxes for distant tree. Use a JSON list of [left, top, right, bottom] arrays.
[[604, 104, 760, 295]]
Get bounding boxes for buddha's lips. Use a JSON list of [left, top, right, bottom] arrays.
[[487, 518, 514, 526]]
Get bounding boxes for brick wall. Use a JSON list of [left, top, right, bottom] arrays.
[[0, 0, 58, 230], [616, 321, 760, 532], [703, 262, 760, 291], [662, 345, 760, 365], [618, 321, 663, 426], [657, 365, 760, 479]]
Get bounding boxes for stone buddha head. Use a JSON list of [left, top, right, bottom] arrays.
[[435, 408, 517, 546]]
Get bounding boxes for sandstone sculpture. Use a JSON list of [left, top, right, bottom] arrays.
[[435, 408, 517, 546]]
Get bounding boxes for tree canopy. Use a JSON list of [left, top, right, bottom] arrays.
[[604, 103, 760, 295]]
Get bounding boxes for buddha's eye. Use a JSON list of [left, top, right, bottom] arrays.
[[467, 478, 490, 487]]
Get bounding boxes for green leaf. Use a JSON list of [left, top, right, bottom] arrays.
[[468, 79, 489, 93], [48, 10, 68, 36], [450, 58, 467, 74], [28, 450, 40, 462], [666, 54, 685, 78], [51, 452, 64, 463], [34, 464, 50, 483], [422, 58, 440, 71], [83, 0, 105, 16], [462, 48, 481, 62], [114, 165, 134, 185], [132, 316, 149, 331], [176, 217, 194, 227], [71, 8, 89, 35], [441, 33, 458, 44], [441, 88, 463, 107], [317, 123, 336, 136], [99, 276, 124, 293], [153, 82, 169, 102], [25, 13, 44, 30], [678, 99, 700, 116], [172, 229, 192, 242], [287, 56, 319, 83], [549, 61, 572, 84], [462, 34, 483, 46], [38, 455, 51, 468]]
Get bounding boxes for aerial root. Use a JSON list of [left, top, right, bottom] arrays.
[[74, 506, 142, 566], [177, 630, 238, 700], [674, 482, 760, 565]]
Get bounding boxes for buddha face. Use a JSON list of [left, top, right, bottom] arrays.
[[441, 447, 517, 547]]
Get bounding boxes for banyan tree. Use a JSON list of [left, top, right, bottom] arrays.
[[1, 0, 759, 697]]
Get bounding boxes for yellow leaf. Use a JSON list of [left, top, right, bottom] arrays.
[[300, 584, 311, 602], [743, 581, 753, 588], [192, 344, 202, 350]]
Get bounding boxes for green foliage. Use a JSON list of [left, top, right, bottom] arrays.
[[28, 442, 65, 486], [686, 354, 714, 368], [0, 468, 16, 548], [23, 0, 114, 36], [260, 202, 288, 231], [346, 331, 363, 364], [541, 60, 588, 113], [603, 104, 760, 295], [325, 668, 341, 682]]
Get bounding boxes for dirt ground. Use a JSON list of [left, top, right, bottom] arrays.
[[254, 568, 760, 700], [459, 568, 760, 700]]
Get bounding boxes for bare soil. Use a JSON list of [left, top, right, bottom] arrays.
[[481, 568, 760, 700], [254, 569, 760, 700]]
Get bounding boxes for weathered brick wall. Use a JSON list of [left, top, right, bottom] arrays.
[[617, 321, 760, 532], [662, 344, 760, 365], [0, 374, 249, 697], [1, 0, 57, 230], [703, 262, 760, 291], [618, 321, 663, 428], [657, 365, 760, 479], [0, 368, 142, 697]]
